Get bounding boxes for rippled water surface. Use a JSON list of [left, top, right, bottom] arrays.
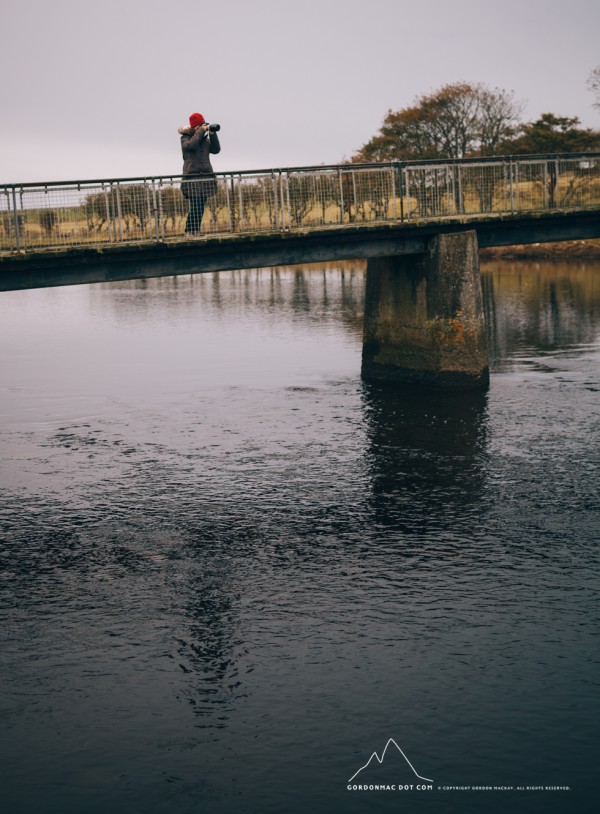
[[1, 261, 599, 814]]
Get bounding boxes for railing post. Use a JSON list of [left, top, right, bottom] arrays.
[[115, 183, 123, 241], [11, 188, 21, 252], [225, 174, 234, 232], [1, 192, 8, 251], [145, 183, 152, 237], [285, 172, 292, 229], [397, 162, 404, 222], [151, 180, 161, 242], [338, 168, 345, 224], [509, 159, 515, 214], [238, 175, 244, 231], [271, 171, 279, 229], [102, 186, 111, 242], [449, 166, 456, 216]]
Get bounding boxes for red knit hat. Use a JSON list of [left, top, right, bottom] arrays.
[[189, 112, 205, 128]]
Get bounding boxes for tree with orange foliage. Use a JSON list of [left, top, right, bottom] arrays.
[[353, 82, 522, 162]]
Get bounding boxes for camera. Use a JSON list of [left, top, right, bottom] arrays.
[[207, 123, 221, 132]]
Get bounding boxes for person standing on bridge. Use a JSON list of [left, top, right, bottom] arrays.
[[178, 112, 221, 235]]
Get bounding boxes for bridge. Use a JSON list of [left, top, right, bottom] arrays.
[[2, 152, 599, 389]]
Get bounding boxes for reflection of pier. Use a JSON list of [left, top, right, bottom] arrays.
[[2, 154, 599, 389], [363, 384, 488, 533]]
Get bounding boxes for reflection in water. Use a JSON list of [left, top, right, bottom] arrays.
[[483, 261, 600, 365], [175, 561, 246, 725], [362, 384, 488, 533], [84, 259, 599, 366], [0, 258, 599, 814], [88, 264, 366, 339]]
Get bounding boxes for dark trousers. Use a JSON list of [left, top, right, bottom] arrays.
[[185, 194, 208, 234]]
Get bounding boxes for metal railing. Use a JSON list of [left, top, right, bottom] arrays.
[[1, 153, 599, 255]]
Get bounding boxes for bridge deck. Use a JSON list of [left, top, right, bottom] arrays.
[[1, 153, 599, 290], [1, 208, 599, 292]]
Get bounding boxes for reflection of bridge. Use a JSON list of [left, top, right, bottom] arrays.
[[2, 153, 599, 390]]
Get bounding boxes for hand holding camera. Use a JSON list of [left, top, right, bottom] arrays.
[[199, 122, 221, 135]]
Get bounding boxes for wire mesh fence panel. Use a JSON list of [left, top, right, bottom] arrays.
[[13, 186, 90, 250], [404, 165, 458, 219], [115, 184, 154, 241], [156, 182, 187, 236], [231, 173, 281, 233], [293, 170, 344, 228], [286, 172, 320, 227], [82, 187, 112, 243], [201, 177, 236, 234], [459, 162, 508, 215], [340, 167, 399, 223], [1, 154, 599, 255], [2, 182, 163, 251], [509, 160, 547, 212], [0, 191, 18, 252], [555, 156, 600, 208]]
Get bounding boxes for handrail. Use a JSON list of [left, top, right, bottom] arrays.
[[1, 152, 599, 191]]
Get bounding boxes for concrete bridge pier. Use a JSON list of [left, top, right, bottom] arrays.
[[361, 229, 489, 390]]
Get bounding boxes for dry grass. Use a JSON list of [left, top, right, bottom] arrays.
[[480, 238, 600, 260]]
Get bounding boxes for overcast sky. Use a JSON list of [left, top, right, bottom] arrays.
[[1, 0, 598, 183]]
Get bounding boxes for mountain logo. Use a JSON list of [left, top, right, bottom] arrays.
[[348, 738, 433, 784]]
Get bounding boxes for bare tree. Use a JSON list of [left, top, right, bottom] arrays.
[[204, 180, 232, 230], [287, 174, 316, 226], [84, 192, 107, 232], [425, 82, 483, 158], [477, 86, 524, 154], [588, 66, 600, 111], [39, 209, 57, 235], [159, 186, 185, 232]]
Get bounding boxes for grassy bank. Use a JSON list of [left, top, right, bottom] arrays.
[[480, 238, 600, 259]]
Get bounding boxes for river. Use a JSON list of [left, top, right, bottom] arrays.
[[0, 260, 598, 813]]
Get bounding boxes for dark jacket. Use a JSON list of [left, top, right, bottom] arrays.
[[179, 126, 221, 198], [179, 126, 220, 175]]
